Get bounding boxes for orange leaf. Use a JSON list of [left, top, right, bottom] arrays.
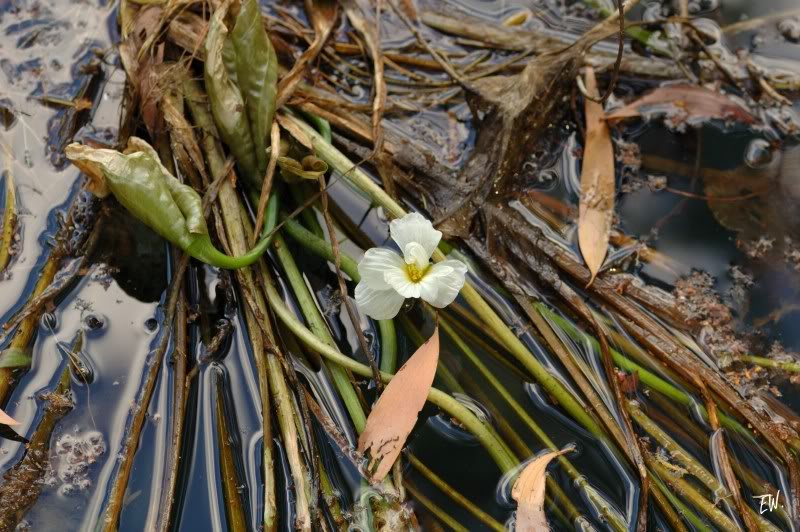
[[606, 84, 755, 125], [358, 327, 440, 481], [578, 66, 614, 286], [512, 447, 572, 531], [0, 407, 19, 426], [73, 98, 93, 111]]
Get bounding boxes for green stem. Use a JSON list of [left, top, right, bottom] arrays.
[[0, 166, 16, 273], [628, 402, 781, 532], [439, 316, 627, 532], [285, 111, 605, 449], [538, 304, 754, 439], [404, 483, 468, 532], [651, 474, 711, 532], [650, 459, 739, 532], [272, 232, 367, 432], [409, 456, 505, 531], [281, 215, 398, 374], [216, 381, 249, 531], [186, 192, 278, 269], [740, 355, 800, 373], [262, 270, 518, 472]]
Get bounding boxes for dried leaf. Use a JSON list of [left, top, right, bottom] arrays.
[[277, 114, 313, 150], [606, 84, 755, 125], [276, 0, 338, 107], [278, 155, 328, 181], [0, 407, 18, 426], [512, 447, 572, 531], [204, 3, 260, 187], [578, 66, 614, 286], [231, 0, 278, 174], [358, 328, 440, 481]]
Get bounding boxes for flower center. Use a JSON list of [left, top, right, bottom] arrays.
[[406, 262, 428, 282]]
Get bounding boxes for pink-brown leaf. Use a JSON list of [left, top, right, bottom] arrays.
[[0, 407, 19, 426], [578, 66, 614, 286], [512, 447, 572, 531], [606, 84, 755, 124], [357, 327, 440, 481]]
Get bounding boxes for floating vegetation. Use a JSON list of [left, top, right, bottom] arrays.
[[0, 0, 799, 530]]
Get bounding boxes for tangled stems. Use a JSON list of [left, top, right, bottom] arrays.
[[280, 214, 397, 372], [262, 268, 518, 473]]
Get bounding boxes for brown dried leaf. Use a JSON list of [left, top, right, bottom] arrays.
[[578, 66, 614, 286], [0, 407, 19, 426], [606, 84, 755, 125], [357, 327, 439, 481], [277, 114, 313, 150], [512, 447, 572, 531]]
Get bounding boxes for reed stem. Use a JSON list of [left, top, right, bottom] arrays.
[[262, 270, 518, 472], [0, 164, 15, 273]]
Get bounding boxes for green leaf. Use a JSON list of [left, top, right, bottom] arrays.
[[204, 5, 261, 187], [0, 348, 32, 369], [231, 0, 278, 176], [65, 137, 275, 270], [66, 139, 201, 251]]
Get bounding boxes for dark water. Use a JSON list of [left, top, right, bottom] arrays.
[[1, 0, 799, 530]]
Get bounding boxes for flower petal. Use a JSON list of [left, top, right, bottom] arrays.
[[355, 283, 406, 320], [358, 248, 406, 290], [385, 265, 422, 299], [419, 259, 468, 308], [390, 212, 441, 259], [403, 242, 429, 269]]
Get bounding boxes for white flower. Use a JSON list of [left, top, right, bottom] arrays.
[[355, 212, 468, 320]]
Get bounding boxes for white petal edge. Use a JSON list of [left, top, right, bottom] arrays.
[[384, 265, 422, 299], [354, 283, 406, 320], [390, 212, 441, 259], [357, 248, 405, 290], [418, 259, 468, 308]]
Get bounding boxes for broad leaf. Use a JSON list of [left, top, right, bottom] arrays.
[[204, 4, 261, 187], [232, 0, 278, 175]]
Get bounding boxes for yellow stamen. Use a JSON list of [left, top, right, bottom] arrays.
[[406, 263, 428, 282]]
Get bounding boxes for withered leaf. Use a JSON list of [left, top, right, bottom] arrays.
[[358, 328, 440, 481], [578, 66, 614, 286], [606, 84, 755, 125], [512, 447, 572, 531]]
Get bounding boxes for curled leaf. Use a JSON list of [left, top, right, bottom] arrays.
[[358, 328, 439, 481], [65, 138, 272, 269], [606, 84, 755, 125], [204, 4, 260, 187], [512, 447, 573, 531], [231, 0, 278, 174], [278, 155, 328, 181], [578, 66, 614, 285]]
